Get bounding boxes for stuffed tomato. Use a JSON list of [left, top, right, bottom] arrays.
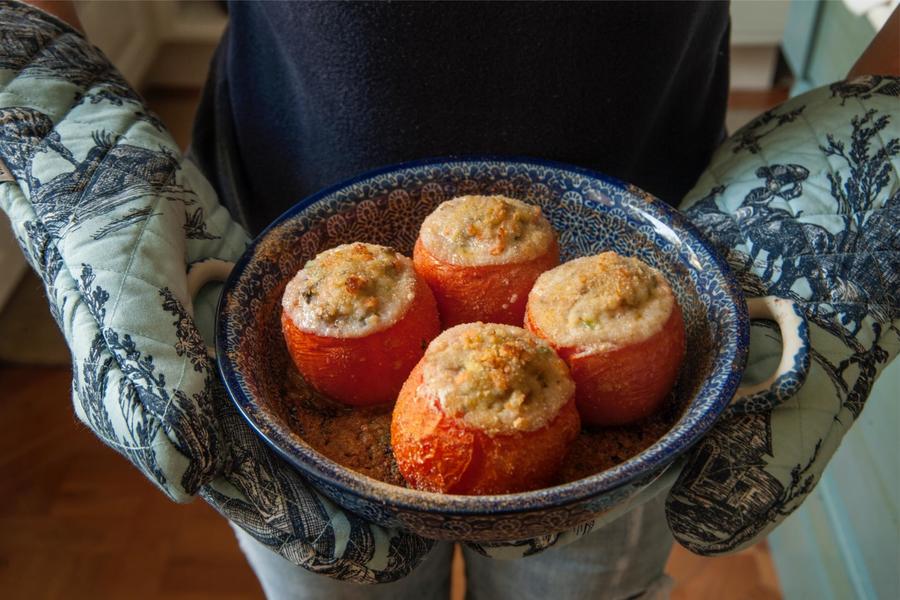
[[413, 195, 559, 327], [281, 242, 440, 406], [391, 323, 580, 495], [525, 252, 685, 427]]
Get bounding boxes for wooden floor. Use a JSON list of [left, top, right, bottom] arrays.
[[0, 365, 781, 599], [0, 366, 262, 600]]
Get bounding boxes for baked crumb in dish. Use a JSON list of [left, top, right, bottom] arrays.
[[279, 356, 678, 489]]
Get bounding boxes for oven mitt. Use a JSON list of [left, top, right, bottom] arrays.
[[666, 75, 899, 554], [469, 77, 900, 559], [0, 1, 430, 583]]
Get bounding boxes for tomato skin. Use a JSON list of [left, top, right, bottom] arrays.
[[391, 362, 581, 495], [412, 237, 559, 328], [525, 302, 686, 427], [281, 276, 441, 407]]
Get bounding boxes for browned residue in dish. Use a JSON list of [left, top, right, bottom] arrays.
[[557, 412, 673, 483], [280, 367, 406, 486], [280, 363, 680, 487]]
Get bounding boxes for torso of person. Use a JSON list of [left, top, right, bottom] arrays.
[[191, 1, 730, 234]]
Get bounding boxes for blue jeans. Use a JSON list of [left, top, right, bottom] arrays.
[[232, 489, 674, 600]]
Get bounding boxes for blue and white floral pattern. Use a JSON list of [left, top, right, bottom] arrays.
[[670, 75, 899, 554]]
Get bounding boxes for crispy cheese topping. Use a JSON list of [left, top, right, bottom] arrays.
[[282, 243, 416, 338], [528, 252, 675, 351], [419, 195, 555, 266], [419, 323, 574, 435]]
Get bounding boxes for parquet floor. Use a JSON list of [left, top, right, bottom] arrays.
[[0, 366, 262, 600], [0, 364, 781, 599]]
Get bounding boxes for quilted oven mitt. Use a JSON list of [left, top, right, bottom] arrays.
[[0, 1, 429, 583], [667, 75, 900, 554]]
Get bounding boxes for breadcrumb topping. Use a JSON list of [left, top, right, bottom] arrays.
[[419, 195, 555, 266], [282, 243, 416, 338], [419, 323, 574, 435], [528, 252, 674, 350]]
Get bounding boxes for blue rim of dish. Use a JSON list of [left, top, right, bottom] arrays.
[[216, 155, 750, 516]]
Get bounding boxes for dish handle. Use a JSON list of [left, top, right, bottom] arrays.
[[185, 258, 236, 355], [187, 258, 236, 307], [729, 296, 810, 414]]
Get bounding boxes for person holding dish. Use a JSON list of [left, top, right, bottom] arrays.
[[1, 1, 898, 599]]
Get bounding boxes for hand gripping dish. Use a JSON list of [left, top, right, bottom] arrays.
[[525, 252, 686, 426], [413, 195, 560, 327], [391, 323, 581, 494], [281, 242, 441, 406]]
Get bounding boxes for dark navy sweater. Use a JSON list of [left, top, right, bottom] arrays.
[[192, 1, 731, 235]]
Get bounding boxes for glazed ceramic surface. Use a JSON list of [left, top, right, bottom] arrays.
[[216, 157, 749, 542]]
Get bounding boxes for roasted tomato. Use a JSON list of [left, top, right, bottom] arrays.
[[391, 323, 580, 494], [282, 243, 441, 406], [413, 195, 559, 327], [525, 252, 686, 426]]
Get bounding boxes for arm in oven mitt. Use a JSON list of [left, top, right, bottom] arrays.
[[467, 77, 900, 560], [0, 1, 430, 582], [668, 75, 900, 553]]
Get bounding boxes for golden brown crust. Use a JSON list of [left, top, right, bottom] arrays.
[[419, 323, 575, 435], [282, 243, 416, 338], [527, 252, 675, 350], [419, 195, 555, 266]]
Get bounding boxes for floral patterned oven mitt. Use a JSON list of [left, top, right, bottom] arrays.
[[667, 75, 899, 553], [0, 1, 429, 583]]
